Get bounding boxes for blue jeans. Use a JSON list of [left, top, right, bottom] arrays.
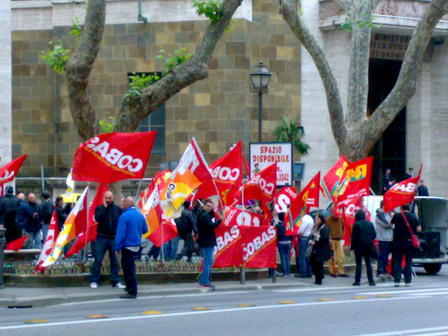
[[27, 230, 42, 249], [297, 236, 312, 276], [278, 242, 291, 276], [163, 236, 180, 261], [90, 236, 121, 284], [199, 246, 215, 286], [377, 241, 392, 275]]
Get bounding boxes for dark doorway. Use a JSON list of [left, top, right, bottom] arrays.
[[368, 58, 406, 194]]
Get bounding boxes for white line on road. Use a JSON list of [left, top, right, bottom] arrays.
[[0, 296, 425, 331], [59, 290, 254, 306], [354, 325, 448, 336], [358, 287, 448, 296], [273, 283, 392, 293]]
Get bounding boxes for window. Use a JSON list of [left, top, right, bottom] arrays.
[[128, 72, 165, 154]]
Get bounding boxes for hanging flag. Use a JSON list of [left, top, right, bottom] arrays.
[[34, 211, 59, 273], [323, 156, 349, 202], [273, 186, 298, 214], [305, 172, 321, 208], [383, 167, 421, 212], [65, 183, 108, 257], [160, 138, 213, 218], [137, 170, 170, 209], [196, 141, 244, 200], [5, 235, 28, 251], [42, 187, 89, 267], [285, 185, 309, 235], [241, 226, 277, 268], [0, 154, 27, 186], [72, 132, 156, 183], [223, 206, 264, 227]]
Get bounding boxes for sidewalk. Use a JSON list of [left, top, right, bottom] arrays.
[[0, 276, 331, 308]]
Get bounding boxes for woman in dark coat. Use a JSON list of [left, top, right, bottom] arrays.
[[310, 213, 331, 285], [351, 209, 376, 286]]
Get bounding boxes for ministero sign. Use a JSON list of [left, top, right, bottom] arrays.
[[249, 142, 293, 186]]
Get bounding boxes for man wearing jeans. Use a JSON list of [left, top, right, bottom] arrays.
[[295, 214, 314, 278], [197, 199, 223, 291], [115, 197, 148, 299], [90, 191, 124, 289], [375, 201, 393, 278]]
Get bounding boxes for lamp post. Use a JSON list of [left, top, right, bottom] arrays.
[[249, 62, 272, 143]]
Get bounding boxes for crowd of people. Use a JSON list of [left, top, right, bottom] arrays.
[[0, 183, 424, 296]]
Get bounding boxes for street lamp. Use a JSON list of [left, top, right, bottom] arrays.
[[249, 62, 272, 142]]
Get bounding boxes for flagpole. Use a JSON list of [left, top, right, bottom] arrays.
[[134, 178, 144, 199], [83, 185, 90, 263]]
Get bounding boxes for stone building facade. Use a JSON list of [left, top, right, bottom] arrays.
[[10, 0, 301, 179], [301, 0, 448, 198]]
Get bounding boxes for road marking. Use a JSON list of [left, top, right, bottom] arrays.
[[192, 307, 211, 311], [86, 315, 109, 319], [23, 319, 48, 324], [142, 311, 162, 315], [274, 283, 392, 293], [354, 325, 448, 336], [0, 296, 424, 331], [375, 294, 392, 298], [408, 291, 448, 296], [358, 287, 448, 296], [316, 298, 334, 302], [237, 304, 255, 307], [277, 300, 296, 304], [352, 296, 368, 300]]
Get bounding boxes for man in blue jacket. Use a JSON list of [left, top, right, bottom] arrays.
[[115, 196, 147, 299]]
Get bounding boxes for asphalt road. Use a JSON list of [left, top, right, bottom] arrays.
[[2, 267, 448, 336]]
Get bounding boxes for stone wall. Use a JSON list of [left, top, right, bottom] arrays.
[[11, 0, 301, 179]]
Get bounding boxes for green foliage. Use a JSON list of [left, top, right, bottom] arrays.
[[157, 48, 192, 75], [341, 20, 353, 32], [69, 18, 83, 36], [124, 73, 160, 104], [341, 17, 374, 32], [192, 0, 224, 22], [98, 117, 116, 133], [273, 116, 310, 155], [41, 41, 71, 74]]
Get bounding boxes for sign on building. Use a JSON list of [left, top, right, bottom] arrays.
[[370, 34, 411, 60], [249, 143, 293, 186]]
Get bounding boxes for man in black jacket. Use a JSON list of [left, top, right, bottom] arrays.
[[25, 193, 42, 248], [197, 199, 223, 291], [0, 187, 21, 243], [90, 191, 124, 289], [175, 201, 196, 262], [40, 191, 54, 241]]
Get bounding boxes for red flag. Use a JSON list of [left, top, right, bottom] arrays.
[[196, 141, 244, 200], [34, 211, 59, 273], [305, 172, 321, 208], [0, 155, 27, 186], [137, 170, 170, 209], [65, 183, 108, 257], [335, 157, 373, 208], [147, 219, 178, 248], [383, 176, 420, 212], [285, 186, 309, 235], [223, 206, 264, 227], [213, 224, 243, 268], [72, 132, 156, 183], [242, 226, 277, 268], [323, 156, 349, 202], [273, 186, 298, 213], [5, 235, 28, 251]]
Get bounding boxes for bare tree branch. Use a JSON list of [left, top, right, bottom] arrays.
[[364, 0, 448, 149], [114, 0, 243, 132], [280, 0, 347, 149], [65, 0, 105, 140], [346, 0, 375, 127]]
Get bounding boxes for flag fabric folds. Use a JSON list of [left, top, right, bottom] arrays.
[[5, 235, 28, 251], [323, 156, 349, 202], [0, 154, 27, 186], [383, 174, 421, 212], [34, 211, 59, 273], [72, 132, 156, 183], [42, 187, 89, 267]]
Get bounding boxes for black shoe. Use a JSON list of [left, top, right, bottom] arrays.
[[352, 282, 360, 286], [314, 281, 322, 285], [120, 293, 137, 299], [338, 274, 349, 278], [330, 274, 337, 278], [369, 282, 376, 286]]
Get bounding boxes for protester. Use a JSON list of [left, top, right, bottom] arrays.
[[404, 167, 414, 180], [175, 201, 197, 262], [375, 201, 393, 278], [417, 180, 429, 196], [276, 212, 292, 277], [16, 193, 30, 235], [295, 214, 314, 278], [309, 213, 331, 285], [0, 187, 21, 243], [326, 208, 348, 277], [40, 191, 54, 241], [55, 196, 67, 231], [115, 196, 148, 299], [391, 204, 421, 287], [163, 236, 180, 261], [17, 193, 37, 249], [351, 210, 376, 286], [26, 193, 43, 248], [382, 168, 394, 193], [90, 191, 125, 289], [197, 199, 223, 291]]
